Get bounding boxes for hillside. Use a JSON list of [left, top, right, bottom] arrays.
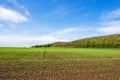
[[33, 34, 120, 48], [71, 34, 120, 48]]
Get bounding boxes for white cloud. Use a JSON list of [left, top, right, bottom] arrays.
[[0, 27, 92, 47], [2, 29, 9, 32], [51, 28, 78, 35], [7, 0, 30, 16], [101, 9, 120, 21], [101, 20, 120, 26], [98, 9, 120, 34], [24, 9, 30, 16], [0, 6, 28, 23], [0, 24, 4, 28], [98, 26, 120, 34], [20, 5, 30, 16], [0, 28, 75, 47], [7, 0, 18, 6], [0, 35, 68, 47]]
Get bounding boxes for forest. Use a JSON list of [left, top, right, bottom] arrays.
[[32, 34, 120, 48]]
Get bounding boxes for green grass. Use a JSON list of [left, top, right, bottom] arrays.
[[0, 48, 120, 80]]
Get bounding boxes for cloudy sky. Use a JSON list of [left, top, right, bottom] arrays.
[[0, 0, 120, 47]]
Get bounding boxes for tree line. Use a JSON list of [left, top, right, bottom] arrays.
[[32, 34, 120, 48]]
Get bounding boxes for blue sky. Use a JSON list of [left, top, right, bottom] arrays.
[[0, 0, 120, 47]]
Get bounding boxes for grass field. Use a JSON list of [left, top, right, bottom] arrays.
[[0, 48, 120, 80]]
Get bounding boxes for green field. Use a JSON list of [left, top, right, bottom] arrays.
[[0, 48, 120, 80]]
